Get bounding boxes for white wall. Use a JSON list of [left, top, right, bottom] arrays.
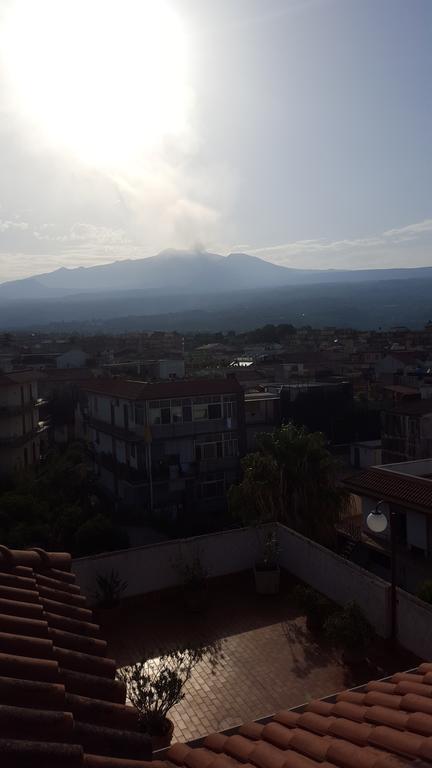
[[72, 523, 432, 658], [397, 588, 432, 660], [73, 527, 265, 603], [277, 525, 391, 638]]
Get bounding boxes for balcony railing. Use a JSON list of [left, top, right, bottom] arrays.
[[0, 398, 47, 416]]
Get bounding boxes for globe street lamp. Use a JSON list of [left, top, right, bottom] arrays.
[[366, 500, 398, 641]]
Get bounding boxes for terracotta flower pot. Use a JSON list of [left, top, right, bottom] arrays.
[[150, 717, 174, 752]]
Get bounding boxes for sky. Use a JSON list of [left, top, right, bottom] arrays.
[[0, 0, 431, 283]]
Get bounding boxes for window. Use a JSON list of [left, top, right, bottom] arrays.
[[135, 405, 144, 425], [195, 432, 238, 461], [198, 473, 225, 499], [131, 443, 136, 458]]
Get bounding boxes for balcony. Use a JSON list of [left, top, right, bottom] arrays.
[[0, 426, 44, 447], [88, 417, 141, 443], [0, 398, 47, 416]]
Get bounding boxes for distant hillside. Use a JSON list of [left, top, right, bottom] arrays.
[[1, 276, 432, 332], [2, 248, 432, 302]]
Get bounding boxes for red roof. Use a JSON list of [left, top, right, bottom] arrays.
[[165, 668, 432, 767], [0, 546, 153, 767], [82, 378, 243, 401], [343, 468, 432, 513]]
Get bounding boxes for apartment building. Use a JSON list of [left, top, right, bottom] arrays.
[[381, 399, 432, 463], [0, 370, 45, 474], [81, 377, 245, 519]]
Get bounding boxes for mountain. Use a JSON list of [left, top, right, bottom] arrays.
[[2, 248, 432, 302], [1, 249, 432, 330]]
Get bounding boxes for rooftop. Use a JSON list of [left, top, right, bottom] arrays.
[[82, 377, 243, 401], [343, 465, 432, 513], [0, 545, 151, 766], [166, 663, 432, 768]]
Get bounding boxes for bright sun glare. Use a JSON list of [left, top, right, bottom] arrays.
[[1, 0, 190, 170]]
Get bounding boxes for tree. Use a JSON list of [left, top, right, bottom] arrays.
[[229, 423, 349, 545]]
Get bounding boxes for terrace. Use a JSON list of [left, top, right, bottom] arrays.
[[100, 571, 417, 744], [72, 524, 431, 746]]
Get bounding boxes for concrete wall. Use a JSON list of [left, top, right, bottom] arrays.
[[278, 524, 391, 638], [397, 588, 432, 660], [73, 526, 265, 603], [72, 523, 432, 658]]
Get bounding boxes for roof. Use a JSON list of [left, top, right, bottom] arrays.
[[343, 467, 432, 513], [380, 385, 420, 396], [0, 370, 42, 387], [0, 545, 153, 767], [41, 368, 97, 381], [82, 378, 243, 401], [382, 400, 432, 417], [166, 665, 432, 768], [385, 351, 426, 365]]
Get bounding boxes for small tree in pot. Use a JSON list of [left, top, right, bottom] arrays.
[[177, 554, 209, 613], [117, 641, 223, 750], [253, 529, 281, 594], [93, 569, 127, 621]]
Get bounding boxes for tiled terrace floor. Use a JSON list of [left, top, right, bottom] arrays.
[[100, 572, 418, 743]]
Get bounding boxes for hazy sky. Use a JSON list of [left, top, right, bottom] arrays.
[[0, 0, 431, 283]]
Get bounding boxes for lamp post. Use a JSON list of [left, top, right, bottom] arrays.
[[366, 500, 398, 641]]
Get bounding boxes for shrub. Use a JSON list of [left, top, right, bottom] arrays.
[[94, 569, 127, 608], [117, 641, 223, 736], [324, 602, 372, 651], [292, 584, 335, 632]]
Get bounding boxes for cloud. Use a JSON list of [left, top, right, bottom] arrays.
[[248, 218, 432, 269]]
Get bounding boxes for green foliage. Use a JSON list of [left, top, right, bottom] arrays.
[[177, 554, 208, 588], [117, 641, 223, 734], [417, 580, 432, 604], [73, 514, 128, 557], [292, 584, 335, 631], [94, 569, 127, 608], [0, 443, 128, 557], [324, 602, 373, 651], [229, 423, 349, 545]]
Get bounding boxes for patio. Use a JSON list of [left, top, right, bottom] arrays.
[[100, 571, 418, 743]]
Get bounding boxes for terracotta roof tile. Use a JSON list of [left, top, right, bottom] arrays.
[[343, 468, 432, 514], [0, 545, 151, 767]]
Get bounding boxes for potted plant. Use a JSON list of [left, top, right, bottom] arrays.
[[93, 569, 127, 620], [254, 529, 280, 594], [324, 601, 373, 664], [117, 641, 223, 751], [178, 554, 209, 613], [292, 584, 335, 633]]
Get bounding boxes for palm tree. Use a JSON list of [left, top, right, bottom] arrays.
[[229, 423, 349, 545]]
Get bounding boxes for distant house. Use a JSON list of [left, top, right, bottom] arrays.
[[381, 399, 432, 463], [375, 352, 426, 378], [343, 458, 432, 593], [244, 391, 280, 450], [56, 349, 89, 369]]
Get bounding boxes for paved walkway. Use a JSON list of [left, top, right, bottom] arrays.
[[102, 572, 418, 743]]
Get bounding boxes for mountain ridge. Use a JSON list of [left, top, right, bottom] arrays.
[[2, 248, 432, 302]]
